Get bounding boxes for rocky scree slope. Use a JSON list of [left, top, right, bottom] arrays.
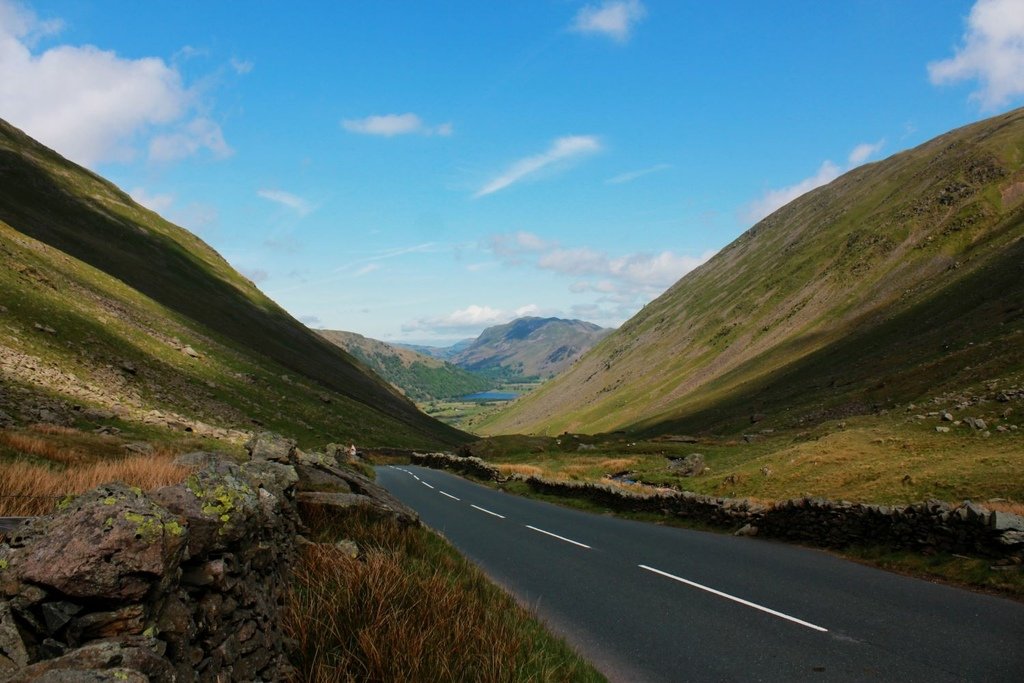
[[484, 108, 1024, 436], [0, 118, 467, 448]]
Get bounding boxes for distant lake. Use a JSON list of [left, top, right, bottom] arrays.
[[461, 391, 519, 401]]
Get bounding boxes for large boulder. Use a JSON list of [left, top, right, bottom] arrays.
[[12, 485, 186, 602], [244, 432, 295, 463], [5, 637, 174, 683]]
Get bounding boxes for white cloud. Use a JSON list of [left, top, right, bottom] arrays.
[[0, 1, 230, 167], [129, 187, 175, 213], [570, 0, 647, 43], [402, 303, 549, 336], [230, 57, 253, 74], [605, 163, 671, 185], [847, 140, 885, 166], [149, 117, 232, 162], [257, 189, 313, 216], [341, 112, 452, 137], [928, 0, 1024, 109], [299, 314, 321, 327], [487, 230, 714, 309], [475, 135, 602, 197], [742, 139, 887, 224]]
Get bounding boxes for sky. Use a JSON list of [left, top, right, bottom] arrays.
[[2, 0, 1023, 345]]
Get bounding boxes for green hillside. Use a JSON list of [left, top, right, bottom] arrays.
[[318, 329, 492, 401], [0, 118, 468, 448], [482, 108, 1024, 437]]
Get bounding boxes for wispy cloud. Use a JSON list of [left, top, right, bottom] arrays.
[[928, 0, 1024, 109], [605, 163, 671, 185], [149, 117, 233, 162], [129, 187, 175, 213], [341, 112, 452, 137], [257, 189, 314, 216], [742, 139, 886, 224], [570, 0, 647, 43], [230, 57, 254, 74], [0, 0, 231, 167], [353, 263, 380, 277], [475, 135, 602, 197]]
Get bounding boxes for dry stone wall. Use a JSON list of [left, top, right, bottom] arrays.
[[0, 432, 417, 682], [410, 453, 1024, 560]]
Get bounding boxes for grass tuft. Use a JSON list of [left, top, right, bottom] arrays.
[[286, 507, 606, 682]]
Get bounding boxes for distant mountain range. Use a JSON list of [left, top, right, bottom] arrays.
[[482, 107, 1024, 436], [317, 330, 490, 401], [322, 317, 611, 401], [0, 117, 467, 448]]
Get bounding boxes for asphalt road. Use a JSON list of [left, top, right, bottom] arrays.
[[376, 465, 1024, 682]]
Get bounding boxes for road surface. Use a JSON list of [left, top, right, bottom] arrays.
[[376, 465, 1024, 682]]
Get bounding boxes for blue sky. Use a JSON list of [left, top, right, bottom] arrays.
[[3, 1, 1023, 344]]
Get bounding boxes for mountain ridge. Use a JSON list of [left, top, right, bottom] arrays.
[[481, 108, 1024, 436]]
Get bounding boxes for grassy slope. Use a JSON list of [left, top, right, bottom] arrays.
[[0, 118, 467, 448], [453, 317, 611, 379], [483, 108, 1024, 436], [318, 329, 492, 401]]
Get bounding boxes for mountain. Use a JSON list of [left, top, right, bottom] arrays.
[[450, 317, 612, 380], [0, 118, 468, 448], [396, 338, 475, 361], [482, 108, 1024, 436], [318, 330, 492, 401]]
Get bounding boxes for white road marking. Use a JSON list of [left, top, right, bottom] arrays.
[[470, 504, 505, 519], [422, 481, 435, 489], [439, 491, 460, 501], [413, 475, 420, 481], [638, 564, 828, 632], [525, 525, 591, 549]]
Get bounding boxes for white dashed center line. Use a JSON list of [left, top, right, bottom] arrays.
[[525, 525, 591, 549], [470, 504, 505, 519], [638, 564, 828, 632], [439, 491, 460, 501], [422, 481, 435, 489]]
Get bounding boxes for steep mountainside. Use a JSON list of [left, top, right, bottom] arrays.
[[451, 317, 612, 380], [0, 118, 467, 447], [483, 108, 1024, 436], [398, 339, 475, 360], [318, 330, 492, 401]]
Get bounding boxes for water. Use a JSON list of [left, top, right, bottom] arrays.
[[461, 391, 519, 401]]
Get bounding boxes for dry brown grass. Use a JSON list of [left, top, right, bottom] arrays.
[[0, 453, 192, 516], [0, 431, 87, 465], [286, 508, 604, 682], [496, 463, 544, 478], [985, 500, 1024, 515], [597, 457, 637, 470]]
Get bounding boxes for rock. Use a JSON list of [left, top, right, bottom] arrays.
[[33, 323, 56, 334], [118, 361, 137, 375], [734, 524, 758, 537], [6, 637, 174, 683], [239, 460, 299, 499], [181, 346, 200, 359], [15, 485, 186, 601], [244, 431, 295, 463], [941, 412, 953, 421], [297, 491, 418, 526], [990, 511, 1024, 533], [318, 394, 332, 404], [750, 413, 765, 423], [293, 461, 352, 493], [68, 605, 146, 642], [41, 601, 83, 635], [151, 466, 259, 555], [0, 600, 30, 667], [667, 453, 706, 477], [935, 426, 950, 433], [334, 540, 359, 559], [760, 465, 773, 477], [121, 442, 153, 456]]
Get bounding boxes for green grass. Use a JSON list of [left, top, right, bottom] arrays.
[[287, 507, 607, 682]]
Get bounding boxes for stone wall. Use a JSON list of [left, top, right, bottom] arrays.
[[410, 452, 501, 481], [522, 476, 1024, 558], [0, 432, 417, 681]]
